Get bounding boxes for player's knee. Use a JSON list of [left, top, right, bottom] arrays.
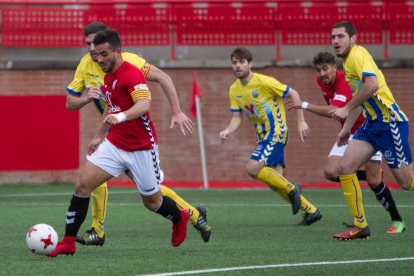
[[246, 163, 259, 178], [336, 162, 353, 176], [324, 169, 338, 182]]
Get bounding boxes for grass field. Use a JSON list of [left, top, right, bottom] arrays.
[[1, 183, 414, 276]]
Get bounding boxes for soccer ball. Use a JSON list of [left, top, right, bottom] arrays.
[[26, 224, 58, 255]]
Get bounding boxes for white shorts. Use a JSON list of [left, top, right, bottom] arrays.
[[328, 135, 382, 162], [87, 139, 163, 196]]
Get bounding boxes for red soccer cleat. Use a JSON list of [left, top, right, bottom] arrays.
[[171, 209, 189, 247], [333, 225, 371, 240], [47, 236, 76, 257]]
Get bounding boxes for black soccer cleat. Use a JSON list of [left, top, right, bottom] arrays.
[[288, 183, 302, 215], [75, 227, 105, 246], [194, 207, 211, 242]]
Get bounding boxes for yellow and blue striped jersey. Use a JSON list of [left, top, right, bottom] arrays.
[[229, 73, 289, 143], [343, 45, 408, 122], [66, 52, 151, 114]]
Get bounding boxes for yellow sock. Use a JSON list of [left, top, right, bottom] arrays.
[[299, 196, 317, 213], [91, 182, 108, 237], [161, 185, 199, 226], [257, 167, 317, 213], [410, 178, 414, 191], [339, 174, 368, 228], [257, 167, 295, 192], [273, 187, 317, 213]]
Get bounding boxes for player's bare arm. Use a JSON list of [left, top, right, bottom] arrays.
[[285, 98, 336, 118], [336, 106, 362, 146], [285, 88, 310, 142], [88, 107, 111, 155], [104, 99, 150, 125], [219, 112, 242, 143], [331, 75, 379, 120], [66, 87, 103, 110], [146, 65, 193, 136]]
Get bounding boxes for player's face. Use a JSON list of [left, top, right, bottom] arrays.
[[331, 27, 355, 58], [85, 33, 98, 62], [95, 42, 119, 73], [231, 57, 251, 79], [315, 63, 336, 87]]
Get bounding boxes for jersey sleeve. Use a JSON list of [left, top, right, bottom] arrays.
[[229, 86, 242, 112], [66, 62, 86, 97], [128, 68, 151, 102], [266, 76, 289, 98], [331, 74, 353, 108]]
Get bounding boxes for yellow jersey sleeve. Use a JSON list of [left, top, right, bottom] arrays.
[[344, 46, 407, 122], [122, 52, 152, 78]]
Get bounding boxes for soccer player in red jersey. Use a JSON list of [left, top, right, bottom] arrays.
[[285, 52, 405, 234], [48, 29, 189, 257]]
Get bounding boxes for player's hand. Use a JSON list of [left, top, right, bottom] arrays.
[[219, 130, 230, 143], [170, 111, 193, 136], [103, 114, 121, 125], [284, 99, 302, 110], [297, 120, 310, 142], [337, 129, 351, 147], [88, 137, 104, 155], [87, 87, 103, 102], [330, 107, 349, 121]]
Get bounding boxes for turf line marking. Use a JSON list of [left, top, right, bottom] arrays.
[[137, 257, 414, 276]]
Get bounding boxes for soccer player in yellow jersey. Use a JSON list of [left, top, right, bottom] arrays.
[[330, 21, 414, 240], [66, 22, 211, 245], [220, 47, 322, 225]]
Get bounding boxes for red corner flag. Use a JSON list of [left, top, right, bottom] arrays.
[[190, 70, 202, 118]]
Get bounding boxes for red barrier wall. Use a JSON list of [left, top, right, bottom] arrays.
[[0, 95, 79, 171], [0, 68, 413, 185]]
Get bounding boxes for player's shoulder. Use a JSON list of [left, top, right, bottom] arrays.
[[77, 53, 94, 68], [122, 52, 146, 63]]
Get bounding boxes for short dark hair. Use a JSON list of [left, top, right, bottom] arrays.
[[333, 21, 357, 37], [231, 48, 253, 62], [313, 52, 336, 67], [93, 29, 122, 50], [83, 21, 107, 37]]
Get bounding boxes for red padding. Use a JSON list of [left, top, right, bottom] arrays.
[[0, 95, 79, 170]]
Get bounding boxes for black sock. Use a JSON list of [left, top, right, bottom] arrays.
[[155, 196, 182, 223], [65, 195, 90, 236], [356, 170, 367, 181], [372, 182, 402, 222]]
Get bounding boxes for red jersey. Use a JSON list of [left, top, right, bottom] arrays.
[[316, 71, 365, 134], [102, 61, 157, 151]]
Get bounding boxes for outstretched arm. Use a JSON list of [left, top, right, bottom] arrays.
[[285, 88, 310, 142], [285, 97, 337, 118], [66, 89, 103, 110], [219, 112, 243, 143], [331, 75, 378, 120], [146, 65, 193, 135]]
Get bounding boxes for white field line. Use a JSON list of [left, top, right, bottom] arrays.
[[137, 257, 414, 276]]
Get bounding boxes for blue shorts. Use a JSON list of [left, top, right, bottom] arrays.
[[250, 141, 286, 168], [353, 120, 412, 168]]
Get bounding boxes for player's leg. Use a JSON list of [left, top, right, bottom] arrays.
[[380, 121, 414, 191], [334, 139, 375, 240], [161, 185, 211, 242], [365, 156, 405, 234], [248, 141, 320, 219], [128, 148, 189, 247], [76, 182, 108, 246], [48, 161, 113, 257]]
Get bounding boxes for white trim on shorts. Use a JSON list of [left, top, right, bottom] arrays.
[[328, 134, 382, 162], [87, 139, 162, 196]]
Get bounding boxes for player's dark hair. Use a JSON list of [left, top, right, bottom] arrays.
[[231, 48, 253, 62], [93, 29, 122, 50], [83, 21, 107, 37], [333, 21, 357, 37], [313, 52, 336, 67]]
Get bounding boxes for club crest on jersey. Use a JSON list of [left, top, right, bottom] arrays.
[[251, 89, 259, 98]]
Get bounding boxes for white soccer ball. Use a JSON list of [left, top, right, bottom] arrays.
[[26, 224, 58, 255]]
